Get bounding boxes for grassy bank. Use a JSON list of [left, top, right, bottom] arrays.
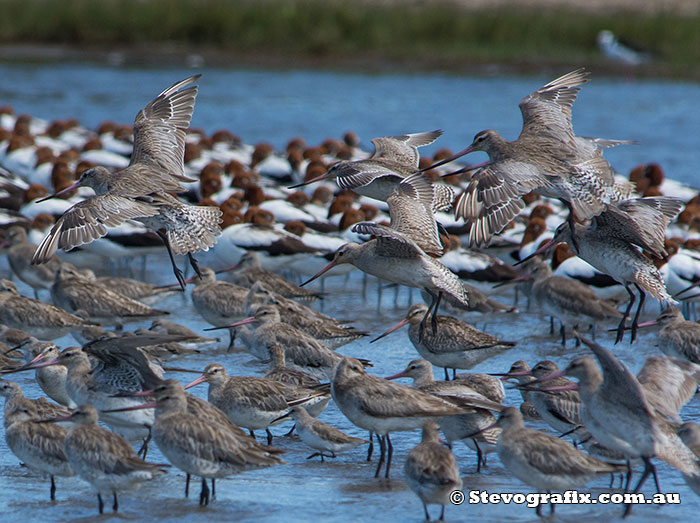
[[1, 0, 699, 78]]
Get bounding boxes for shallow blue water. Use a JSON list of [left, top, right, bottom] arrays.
[[0, 63, 698, 187], [0, 62, 699, 521]]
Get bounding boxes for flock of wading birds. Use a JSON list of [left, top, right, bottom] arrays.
[[1, 69, 700, 521]]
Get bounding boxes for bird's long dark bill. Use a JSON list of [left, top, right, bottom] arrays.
[[420, 145, 473, 172], [440, 160, 490, 178], [288, 172, 328, 189], [0, 357, 57, 374], [300, 260, 338, 287], [523, 370, 566, 386], [513, 238, 556, 267], [675, 279, 700, 297], [203, 316, 257, 331], [492, 273, 530, 288], [110, 389, 154, 398], [101, 402, 157, 413], [214, 263, 239, 275], [37, 414, 74, 424], [370, 318, 409, 343], [489, 370, 532, 381], [518, 383, 579, 393], [34, 180, 82, 203], [272, 411, 292, 423]]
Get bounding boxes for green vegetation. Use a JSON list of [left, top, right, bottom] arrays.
[[1, 0, 699, 77]]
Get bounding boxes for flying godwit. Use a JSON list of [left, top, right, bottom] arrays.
[[30, 75, 222, 289], [372, 303, 515, 380], [302, 174, 469, 334], [404, 421, 463, 521], [525, 197, 683, 343], [290, 130, 453, 205], [424, 69, 634, 246]]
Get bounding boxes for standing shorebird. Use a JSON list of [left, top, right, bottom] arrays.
[[51, 264, 168, 325], [372, 303, 515, 380], [3, 225, 60, 298], [213, 305, 364, 380], [3, 340, 75, 407], [302, 173, 468, 334], [0, 279, 92, 340], [44, 405, 167, 514], [0, 378, 71, 421], [532, 336, 660, 516], [278, 406, 368, 461], [527, 259, 621, 345], [638, 307, 700, 364], [4, 401, 75, 501], [331, 357, 465, 478], [25, 343, 163, 454], [526, 360, 585, 442], [527, 197, 683, 343], [404, 421, 463, 522], [290, 130, 453, 205], [469, 407, 624, 517], [188, 267, 249, 349], [225, 251, 322, 301], [185, 363, 327, 445], [30, 75, 222, 289], [386, 359, 502, 472], [424, 69, 633, 246], [109, 380, 285, 506]]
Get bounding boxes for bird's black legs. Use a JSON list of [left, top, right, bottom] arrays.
[[157, 230, 186, 291], [630, 284, 646, 343], [615, 285, 636, 344]]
